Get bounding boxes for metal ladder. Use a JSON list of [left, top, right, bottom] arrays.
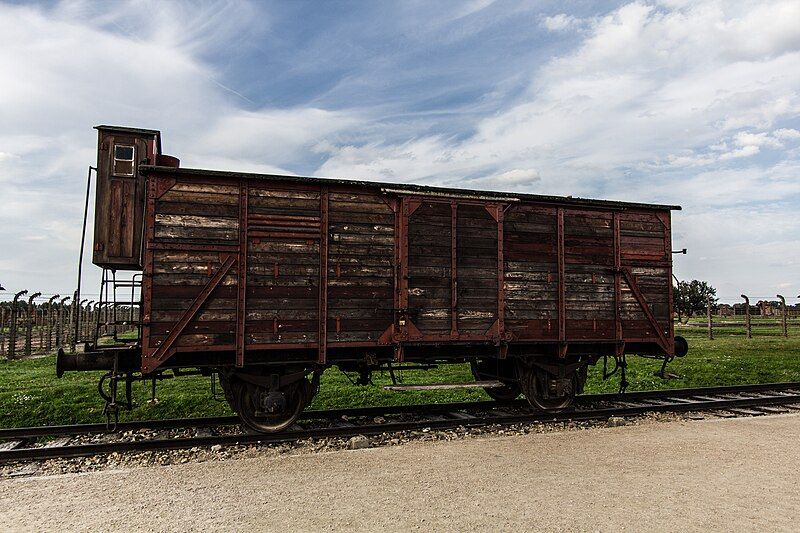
[[93, 269, 143, 346]]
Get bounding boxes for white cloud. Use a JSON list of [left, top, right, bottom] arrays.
[[718, 144, 760, 160], [316, 1, 800, 296], [733, 131, 783, 149], [0, 1, 363, 294], [1, 0, 799, 299], [541, 14, 583, 32], [774, 128, 800, 140]]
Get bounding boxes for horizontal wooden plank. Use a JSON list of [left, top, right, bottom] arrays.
[[158, 201, 239, 218], [249, 188, 319, 200], [159, 190, 238, 205]]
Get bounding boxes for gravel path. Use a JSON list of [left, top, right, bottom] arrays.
[[2, 413, 798, 532]]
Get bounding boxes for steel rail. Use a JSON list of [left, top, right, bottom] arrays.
[[2, 382, 799, 442], [2, 383, 800, 463]]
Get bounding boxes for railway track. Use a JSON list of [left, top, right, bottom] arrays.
[[2, 382, 800, 464]]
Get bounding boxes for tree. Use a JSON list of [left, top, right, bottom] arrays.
[[673, 279, 717, 323]]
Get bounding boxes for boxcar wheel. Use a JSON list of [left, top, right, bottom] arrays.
[[470, 360, 521, 401], [521, 368, 576, 412], [234, 378, 310, 433]]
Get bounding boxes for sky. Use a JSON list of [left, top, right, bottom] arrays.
[[1, 0, 799, 304]]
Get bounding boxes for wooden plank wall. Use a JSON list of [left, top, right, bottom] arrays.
[[619, 211, 671, 339], [149, 181, 240, 349], [327, 191, 395, 343], [563, 211, 615, 340], [503, 205, 559, 339], [456, 204, 498, 335], [144, 175, 672, 364], [246, 186, 321, 345], [503, 205, 670, 343], [407, 202, 452, 334]]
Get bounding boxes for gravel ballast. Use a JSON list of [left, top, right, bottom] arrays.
[[2, 413, 799, 531]]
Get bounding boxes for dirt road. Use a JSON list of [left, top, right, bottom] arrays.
[[2, 414, 799, 532]]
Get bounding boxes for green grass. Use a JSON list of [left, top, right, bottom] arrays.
[[1, 322, 799, 428]]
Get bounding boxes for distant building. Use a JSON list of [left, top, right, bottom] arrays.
[[717, 303, 734, 317]]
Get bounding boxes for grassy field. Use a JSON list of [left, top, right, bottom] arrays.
[[1, 319, 799, 428]]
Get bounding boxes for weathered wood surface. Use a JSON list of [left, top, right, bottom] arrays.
[[144, 176, 673, 362]]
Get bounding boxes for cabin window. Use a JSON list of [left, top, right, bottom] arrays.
[[113, 144, 135, 176]]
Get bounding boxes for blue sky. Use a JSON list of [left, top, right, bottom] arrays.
[[1, 0, 799, 304]]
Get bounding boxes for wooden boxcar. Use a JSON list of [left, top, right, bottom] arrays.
[[59, 126, 686, 431]]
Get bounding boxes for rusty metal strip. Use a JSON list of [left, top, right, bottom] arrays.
[[496, 204, 506, 350], [248, 213, 320, 223], [397, 198, 410, 354], [144, 255, 236, 373], [557, 208, 566, 350], [248, 231, 320, 240], [153, 177, 176, 199], [140, 178, 159, 367], [406, 198, 422, 218], [619, 266, 670, 353], [235, 181, 249, 368], [613, 212, 622, 350], [318, 187, 329, 364], [450, 202, 458, 338], [661, 211, 675, 348]]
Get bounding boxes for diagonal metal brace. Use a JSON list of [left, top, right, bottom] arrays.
[[144, 255, 237, 373], [618, 266, 671, 354]]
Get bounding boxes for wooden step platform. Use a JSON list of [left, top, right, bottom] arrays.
[[383, 380, 504, 391]]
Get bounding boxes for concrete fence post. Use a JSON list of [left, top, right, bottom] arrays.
[[24, 292, 41, 358], [46, 295, 59, 351], [0, 306, 6, 358], [707, 294, 714, 340], [8, 290, 27, 359], [741, 294, 751, 339], [56, 296, 70, 347], [84, 300, 95, 341], [37, 305, 45, 351], [776, 295, 787, 338]]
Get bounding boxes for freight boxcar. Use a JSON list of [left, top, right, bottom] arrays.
[[58, 126, 687, 431]]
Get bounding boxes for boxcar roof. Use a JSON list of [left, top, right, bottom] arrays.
[[140, 165, 681, 211]]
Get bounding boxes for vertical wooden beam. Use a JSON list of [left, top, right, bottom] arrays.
[[235, 180, 249, 368], [450, 202, 458, 338], [318, 187, 329, 364], [557, 208, 566, 353]]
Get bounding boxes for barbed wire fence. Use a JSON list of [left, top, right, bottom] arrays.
[[675, 293, 800, 340], [0, 288, 796, 361], [1, 290, 139, 360]]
